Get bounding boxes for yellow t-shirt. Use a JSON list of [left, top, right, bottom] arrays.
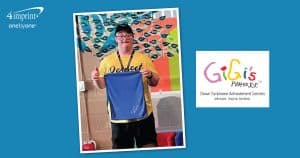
[[99, 51, 157, 123]]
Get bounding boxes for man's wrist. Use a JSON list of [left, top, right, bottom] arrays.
[[147, 72, 153, 80]]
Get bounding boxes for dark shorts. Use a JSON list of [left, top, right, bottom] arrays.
[[111, 113, 157, 149]]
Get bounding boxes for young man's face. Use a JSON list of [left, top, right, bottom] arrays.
[[115, 31, 134, 49]]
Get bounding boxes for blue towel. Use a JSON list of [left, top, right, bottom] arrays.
[[104, 71, 147, 120]]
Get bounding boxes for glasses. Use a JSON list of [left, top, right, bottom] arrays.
[[116, 33, 133, 39]]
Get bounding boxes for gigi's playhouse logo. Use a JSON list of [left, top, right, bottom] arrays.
[[196, 51, 270, 108], [204, 58, 260, 88]]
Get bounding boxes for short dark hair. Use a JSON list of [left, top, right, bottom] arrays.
[[115, 24, 133, 35]]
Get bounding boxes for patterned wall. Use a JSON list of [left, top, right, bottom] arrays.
[[75, 9, 181, 92]]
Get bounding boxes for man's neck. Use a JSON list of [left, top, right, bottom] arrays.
[[118, 48, 133, 56]]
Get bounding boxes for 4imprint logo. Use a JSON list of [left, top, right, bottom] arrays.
[[6, 6, 44, 29]]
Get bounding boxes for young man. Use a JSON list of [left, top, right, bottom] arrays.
[[91, 24, 160, 149]]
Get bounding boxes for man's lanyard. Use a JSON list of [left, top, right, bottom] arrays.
[[117, 51, 135, 72]]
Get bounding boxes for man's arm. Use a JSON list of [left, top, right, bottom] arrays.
[[93, 77, 106, 89], [141, 69, 160, 87], [147, 72, 159, 86], [91, 67, 106, 89]]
